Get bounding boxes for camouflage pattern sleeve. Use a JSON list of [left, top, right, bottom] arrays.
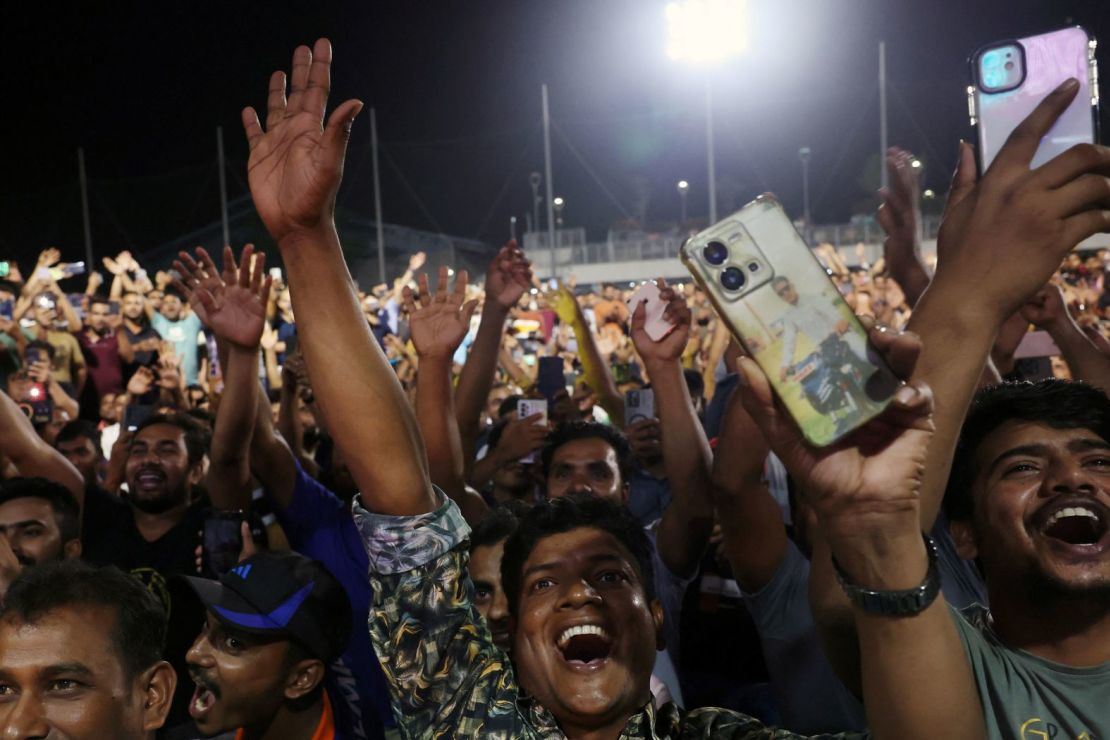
[[353, 494, 529, 737]]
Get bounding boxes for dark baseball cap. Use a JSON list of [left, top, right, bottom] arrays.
[[181, 551, 352, 663]]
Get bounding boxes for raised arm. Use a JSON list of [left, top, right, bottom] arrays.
[[553, 287, 623, 426], [454, 242, 531, 471], [876, 147, 931, 307], [631, 281, 714, 578], [405, 266, 487, 524], [241, 39, 434, 516], [0, 390, 83, 506], [737, 328, 983, 739], [711, 385, 786, 593], [173, 246, 272, 511], [908, 80, 1110, 528], [1021, 283, 1110, 391]]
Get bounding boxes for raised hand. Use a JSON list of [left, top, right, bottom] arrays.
[[36, 248, 60, 269], [1020, 283, 1070, 330], [86, 271, 104, 293], [408, 251, 428, 273], [934, 80, 1110, 321], [485, 240, 533, 311], [403, 266, 478, 360], [242, 39, 363, 243], [173, 246, 272, 349], [630, 278, 689, 364], [736, 326, 933, 542], [876, 147, 930, 302], [494, 412, 549, 463], [156, 354, 182, 390], [127, 366, 155, 396]]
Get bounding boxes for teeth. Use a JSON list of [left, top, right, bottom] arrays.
[[557, 624, 609, 648], [1044, 506, 1101, 529]]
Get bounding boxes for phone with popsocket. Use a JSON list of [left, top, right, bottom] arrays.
[[517, 398, 548, 463]]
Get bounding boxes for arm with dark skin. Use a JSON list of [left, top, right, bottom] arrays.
[[172, 245, 273, 511], [711, 384, 786, 593], [1022, 283, 1110, 391], [0, 390, 83, 506], [242, 39, 434, 516], [631, 280, 715, 578], [454, 242, 532, 473], [406, 266, 488, 525]]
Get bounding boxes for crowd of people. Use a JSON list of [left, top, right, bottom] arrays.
[[0, 38, 1108, 740]]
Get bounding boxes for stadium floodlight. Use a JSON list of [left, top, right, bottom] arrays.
[[666, 0, 748, 64]]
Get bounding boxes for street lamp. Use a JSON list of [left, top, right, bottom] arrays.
[[676, 180, 690, 227], [910, 159, 922, 170], [922, 189, 936, 199], [553, 197, 565, 229], [666, 0, 748, 225], [529, 172, 542, 236], [798, 147, 812, 244]]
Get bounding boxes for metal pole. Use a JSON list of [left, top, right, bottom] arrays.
[[542, 84, 556, 278], [77, 148, 93, 268], [800, 149, 812, 244], [879, 41, 888, 191], [217, 127, 230, 247], [706, 79, 718, 224], [510, 216, 517, 242], [371, 108, 386, 285], [680, 192, 687, 226]]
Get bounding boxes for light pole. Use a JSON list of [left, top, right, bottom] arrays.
[[553, 197, 565, 229], [798, 147, 812, 244], [666, 0, 748, 225], [676, 180, 689, 228], [529, 172, 542, 236], [510, 215, 517, 242]]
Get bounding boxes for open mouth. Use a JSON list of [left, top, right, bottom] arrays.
[[134, 469, 166, 490], [189, 675, 220, 721], [1038, 502, 1110, 548], [556, 624, 613, 669]]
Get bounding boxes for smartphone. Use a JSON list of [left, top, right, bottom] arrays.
[[537, 356, 564, 403], [203, 509, 244, 576], [680, 194, 900, 446], [626, 281, 674, 342], [48, 262, 86, 281], [517, 398, 548, 463], [625, 388, 656, 425], [0, 299, 12, 320], [0, 261, 9, 278], [25, 347, 46, 367], [969, 26, 1099, 170], [123, 404, 155, 433]]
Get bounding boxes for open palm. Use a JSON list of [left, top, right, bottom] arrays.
[[404, 266, 478, 360], [242, 39, 363, 243], [486, 241, 533, 310], [173, 245, 272, 350]]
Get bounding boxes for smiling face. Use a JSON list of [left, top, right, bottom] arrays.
[[184, 614, 295, 734], [0, 606, 160, 739], [159, 294, 183, 321], [124, 424, 198, 514], [511, 527, 662, 735], [962, 421, 1110, 596]]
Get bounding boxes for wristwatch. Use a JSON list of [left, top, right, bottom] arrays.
[[832, 532, 940, 616]]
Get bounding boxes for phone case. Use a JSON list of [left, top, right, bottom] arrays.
[[518, 399, 548, 463], [624, 388, 655, 425], [626, 281, 673, 341], [680, 194, 900, 446], [969, 26, 1099, 170]]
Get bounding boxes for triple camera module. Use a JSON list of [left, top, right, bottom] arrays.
[[702, 240, 763, 292]]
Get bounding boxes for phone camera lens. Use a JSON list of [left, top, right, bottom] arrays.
[[703, 241, 728, 265], [747, 261, 760, 272], [720, 266, 746, 291]]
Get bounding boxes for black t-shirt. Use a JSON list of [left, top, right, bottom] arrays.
[[81, 486, 208, 730]]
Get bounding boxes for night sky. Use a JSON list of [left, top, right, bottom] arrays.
[[3, 0, 1108, 267]]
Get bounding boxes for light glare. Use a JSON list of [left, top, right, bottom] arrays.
[[666, 0, 748, 64]]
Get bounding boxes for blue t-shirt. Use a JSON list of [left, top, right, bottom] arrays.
[[272, 464, 395, 739], [151, 312, 203, 385]]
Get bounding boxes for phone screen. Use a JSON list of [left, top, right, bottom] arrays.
[[0, 261, 9, 278], [124, 404, 155, 432], [203, 509, 243, 576], [537, 357, 564, 402], [0, 299, 12, 320]]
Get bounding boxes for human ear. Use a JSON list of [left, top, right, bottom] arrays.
[[63, 538, 82, 560], [140, 661, 177, 731], [284, 659, 326, 701]]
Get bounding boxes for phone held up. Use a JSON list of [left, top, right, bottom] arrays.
[[203, 509, 244, 576], [680, 194, 900, 447], [969, 26, 1099, 171], [517, 398, 548, 463]]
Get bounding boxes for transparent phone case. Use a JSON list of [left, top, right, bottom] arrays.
[[969, 26, 1099, 170], [681, 195, 900, 446]]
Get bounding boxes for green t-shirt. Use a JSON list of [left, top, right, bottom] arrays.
[[953, 604, 1110, 739]]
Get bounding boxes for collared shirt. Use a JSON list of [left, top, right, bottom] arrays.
[[353, 493, 862, 739]]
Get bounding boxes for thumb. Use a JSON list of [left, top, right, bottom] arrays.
[[630, 300, 647, 333], [323, 99, 364, 162], [943, 140, 978, 217]]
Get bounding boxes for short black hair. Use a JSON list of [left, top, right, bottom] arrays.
[[944, 380, 1110, 522], [162, 285, 185, 302], [541, 421, 634, 483], [88, 295, 111, 309], [683, 368, 705, 400], [470, 502, 525, 552], [0, 477, 80, 543], [133, 412, 210, 466], [2, 561, 167, 680], [26, 339, 55, 360], [500, 493, 655, 616], [55, 419, 102, 452]]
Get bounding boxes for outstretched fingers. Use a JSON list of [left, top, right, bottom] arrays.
[[993, 78, 1080, 171], [242, 107, 264, 151], [303, 38, 333, 122], [285, 45, 313, 117], [266, 71, 288, 131]]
